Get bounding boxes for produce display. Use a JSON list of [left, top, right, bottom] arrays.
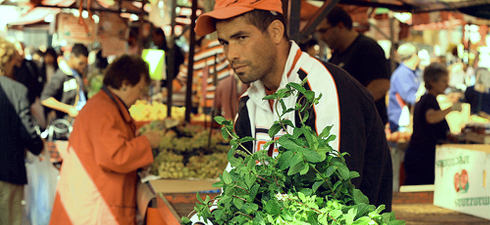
[[139, 121, 229, 179], [130, 100, 186, 122]]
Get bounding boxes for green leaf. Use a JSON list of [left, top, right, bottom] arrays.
[[326, 134, 337, 143], [298, 191, 306, 202], [300, 148, 322, 163], [245, 173, 256, 189], [221, 127, 229, 140], [239, 136, 255, 144], [280, 99, 287, 112], [337, 164, 350, 180], [329, 209, 342, 219], [319, 125, 333, 139], [304, 90, 315, 102], [299, 161, 309, 175], [288, 160, 305, 176], [277, 151, 294, 170], [312, 180, 325, 192], [263, 93, 278, 100], [222, 170, 232, 184], [300, 188, 313, 197], [325, 166, 337, 177], [287, 82, 306, 94], [302, 110, 310, 123], [281, 209, 293, 221], [269, 122, 283, 138], [264, 200, 281, 216], [227, 148, 242, 167], [277, 136, 302, 151], [353, 189, 370, 205], [233, 197, 244, 209], [214, 116, 227, 125], [282, 119, 294, 128], [196, 192, 203, 203]]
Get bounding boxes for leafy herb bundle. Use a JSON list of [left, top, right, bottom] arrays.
[[182, 80, 405, 225]]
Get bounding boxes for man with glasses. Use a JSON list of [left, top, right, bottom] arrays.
[[41, 44, 89, 122], [316, 6, 390, 126]]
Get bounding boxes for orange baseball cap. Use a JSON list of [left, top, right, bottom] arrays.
[[195, 0, 283, 36]]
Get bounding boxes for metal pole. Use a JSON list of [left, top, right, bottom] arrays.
[[185, 0, 198, 122], [166, 0, 177, 117], [286, 0, 301, 43]]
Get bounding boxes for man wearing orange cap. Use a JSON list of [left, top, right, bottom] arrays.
[[194, 0, 393, 219]]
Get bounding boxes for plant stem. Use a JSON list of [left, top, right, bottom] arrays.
[[233, 184, 249, 193], [274, 100, 290, 135], [225, 128, 253, 155], [234, 212, 253, 220], [311, 164, 338, 199]]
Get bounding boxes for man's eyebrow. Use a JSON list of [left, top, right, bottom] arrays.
[[230, 31, 248, 39]]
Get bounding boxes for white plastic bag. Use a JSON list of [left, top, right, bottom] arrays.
[[24, 149, 59, 225]]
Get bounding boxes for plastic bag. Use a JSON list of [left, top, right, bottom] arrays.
[[24, 149, 59, 225]]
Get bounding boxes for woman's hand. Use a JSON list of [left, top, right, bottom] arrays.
[[143, 131, 161, 149]]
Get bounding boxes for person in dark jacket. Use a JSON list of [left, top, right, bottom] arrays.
[[404, 62, 461, 185], [194, 0, 393, 213], [0, 37, 44, 225], [41, 43, 89, 121]]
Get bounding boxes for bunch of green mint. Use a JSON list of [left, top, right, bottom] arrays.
[[182, 79, 405, 225]]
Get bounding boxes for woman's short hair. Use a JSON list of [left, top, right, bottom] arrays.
[[0, 37, 17, 74], [103, 55, 150, 89], [424, 62, 448, 90]]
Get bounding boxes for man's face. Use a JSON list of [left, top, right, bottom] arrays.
[[71, 54, 88, 75], [216, 16, 276, 85], [316, 19, 338, 50]]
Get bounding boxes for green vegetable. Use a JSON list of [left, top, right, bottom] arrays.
[[182, 79, 405, 225]]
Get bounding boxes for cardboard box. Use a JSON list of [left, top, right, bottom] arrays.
[[145, 179, 221, 225], [149, 179, 221, 193], [434, 144, 490, 220]]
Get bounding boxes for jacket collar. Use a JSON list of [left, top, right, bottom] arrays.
[[101, 87, 133, 123]]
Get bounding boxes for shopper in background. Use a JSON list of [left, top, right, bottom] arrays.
[[41, 43, 88, 121], [404, 62, 462, 185], [388, 43, 425, 132], [299, 38, 320, 58], [195, 0, 392, 212], [13, 42, 43, 105], [0, 37, 44, 225], [316, 6, 390, 126], [41, 47, 59, 85], [465, 67, 490, 119], [49, 55, 161, 225], [174, 30, 232, 112], [152, 27, 185, 82], [214, 73, 248, 120]]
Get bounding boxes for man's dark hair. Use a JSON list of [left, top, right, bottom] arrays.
[[103, 55, 150, 89], [424, 62, 448, 90], [71, 43, 89, 57], [326, 6, 353, 30], [234, 10, 289, 39]]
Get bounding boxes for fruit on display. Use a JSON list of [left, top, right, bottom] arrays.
[[129, 100, 186, 122], [139, 122, 230, 179]]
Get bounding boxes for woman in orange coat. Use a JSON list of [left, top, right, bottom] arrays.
[[49, 55, 161, 225]]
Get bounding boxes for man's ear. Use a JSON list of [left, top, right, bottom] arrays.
[[268, 20, 285, 44]]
